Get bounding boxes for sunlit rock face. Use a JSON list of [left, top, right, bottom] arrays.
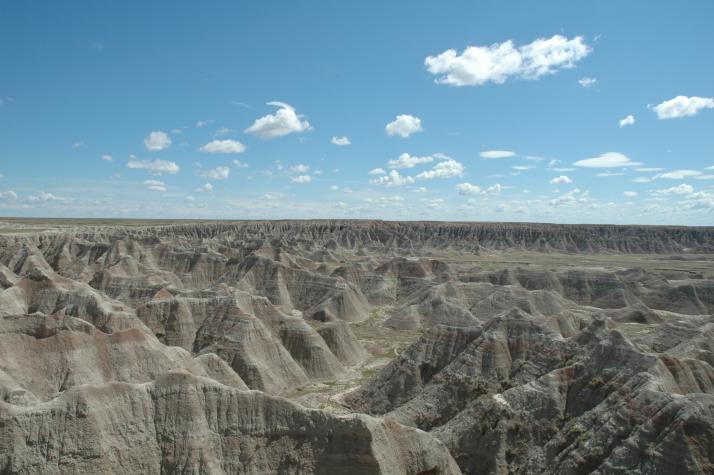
[[1, 219, 713, 474]]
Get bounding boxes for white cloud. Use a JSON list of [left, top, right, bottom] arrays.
[[619, 115, 635, 128], [28, 191, 64, 203], [369, 168, 386, 175], [578, 77, 597, 88], [197, 183, 213, 192], [385, 114, 423, 138], [636, 167, 664, 172], [204, 166, 230, 180], [245, 101, 311, 139], [388, 153, 434, 169], [652, 96, 714, 119], [232, 160, 248, 168], [414, 187, 428, 193], [695, 175, 714, 180], [656, 170, 702, 179], [655, 184, 694, 195], [597, 172, 624, 177], [290, 164, 310, 173], [72, 141, 86, 149], [623, 191, 637, 198], [0, 190, 17, 200], [126, 157, 180, 175], [196, 120, 211, 128], [455, 183, 481, 195], [370, 170, 415, 187], [101, 154, 113, 162], [480, 150, 515, 159], [143, 131, 171, 151], [199, 139, 246, 154], [290, 175, 312, 184], [331, 136, 351, 146], [485, 183, 503, 194], [416, 159, 464, 180], [573, 152, 641, 168], [550, 175, 573, 185], [143, 179, 166, 192], [184, 195, 195, 202], [512, 165, 534, 171], [632, 177, 651, 183], [425, 35, 591, 86], [456, 182, 502, 195], [329, 185, 339, 191], [525, 156, 544, 162]]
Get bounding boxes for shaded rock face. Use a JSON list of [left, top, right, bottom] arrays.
[[0, 372, 460, 475], [348, 313, 714, 474], [0, 219, 713, 474]]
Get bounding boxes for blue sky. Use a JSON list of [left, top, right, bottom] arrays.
[[1, 1, 713, 224]]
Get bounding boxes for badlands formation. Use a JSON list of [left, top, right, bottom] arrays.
[[0, 218, 713, 474]]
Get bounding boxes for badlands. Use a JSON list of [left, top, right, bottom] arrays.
[[0, 218, 713, 474]]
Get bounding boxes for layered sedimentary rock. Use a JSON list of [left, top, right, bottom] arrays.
[[0, 219, 713, 474]]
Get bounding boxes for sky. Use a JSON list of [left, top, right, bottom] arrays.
[[1, 1, 713, 224]]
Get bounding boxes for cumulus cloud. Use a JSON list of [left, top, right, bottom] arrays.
[[573, 152, 641, 168], [425, 35, 591, 86], [480, 150, 515, 159], [652, 96, 714, 119], [456, 182, 503, 196], [654, 184, 694, 195], [656, 170, 702, 179], [385, 114, 423, 138], [619, 115, 635, 128], [416, 159, 464, 180], [369, 170, 415, 187], [197, 183, 213, 192], [455, 183, 481, 195], [623, 191, 637, 198], [290, 175, 312, 184], [578, 77, 597, 88], [331, 136, 351, 146], [126, 157, 180, 175], [204, 166, 230, 180], [245, 101, 311, 139], [388, 153, 434, 169], [232, 160, 248, 168], [290, 164, 310, 173], [143, 180, 166, 192], [0, 190, 18, 200], [28, 191, 64, 203], [369, 168, 386, 175], [143, 131, 171, 151], [101, 154, 113, 162], [199, 139, 246, 154], [550, 175, 573, 185]]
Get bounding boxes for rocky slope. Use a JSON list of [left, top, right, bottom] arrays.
[[1, 219, 713, 474]]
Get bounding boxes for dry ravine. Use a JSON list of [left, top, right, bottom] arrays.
[[1, 219, 713, 474]]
